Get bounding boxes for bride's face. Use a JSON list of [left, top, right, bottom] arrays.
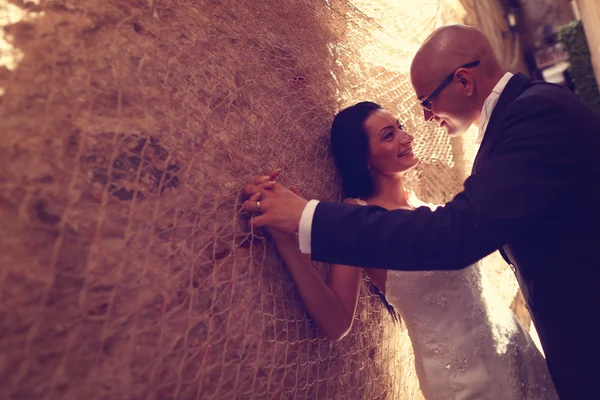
[[363, 109, 419, 175]]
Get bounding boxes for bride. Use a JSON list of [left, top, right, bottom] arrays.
[[245, 102, 558, 399]]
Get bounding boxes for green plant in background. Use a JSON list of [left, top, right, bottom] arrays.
[[558, 20, 600, 114]]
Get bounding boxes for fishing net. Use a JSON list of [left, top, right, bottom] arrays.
[[0, 0, 526, 399]]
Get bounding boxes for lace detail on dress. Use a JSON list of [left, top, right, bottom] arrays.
[[384, 265, 558, 400]]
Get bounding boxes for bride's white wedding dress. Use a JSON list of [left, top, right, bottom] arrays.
[[355, 200, 558, 399], [385, 266, 558, 400]]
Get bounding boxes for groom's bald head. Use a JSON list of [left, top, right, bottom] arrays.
[[410, 25, 504, 136]]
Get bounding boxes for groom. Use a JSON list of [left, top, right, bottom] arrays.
[[242, 25, 600, 398]]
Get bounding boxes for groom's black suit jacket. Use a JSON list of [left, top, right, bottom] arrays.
[[311, 74, 600, 399]]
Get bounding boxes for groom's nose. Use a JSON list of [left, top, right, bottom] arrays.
[[423, 109, 435, 122]]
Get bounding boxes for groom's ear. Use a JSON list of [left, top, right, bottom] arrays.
[[456, 70, 475, 96]]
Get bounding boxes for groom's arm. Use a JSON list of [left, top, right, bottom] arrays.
[[307, 98, 583, 270]]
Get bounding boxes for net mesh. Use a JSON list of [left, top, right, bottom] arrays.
[[0, 0, 526, 399]]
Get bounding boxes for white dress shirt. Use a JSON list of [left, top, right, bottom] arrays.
[[476, 72, 513, 144], [298, 72, 514, 254]]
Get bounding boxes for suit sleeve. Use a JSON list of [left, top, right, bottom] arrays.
[[311, 98, 584, 270]]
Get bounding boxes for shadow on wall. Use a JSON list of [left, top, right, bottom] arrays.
[[0, 0, 420, 399]]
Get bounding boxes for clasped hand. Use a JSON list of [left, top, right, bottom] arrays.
[[240, 169, 308, 240]]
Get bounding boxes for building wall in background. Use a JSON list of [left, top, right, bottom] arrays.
[[574, 0, 600, 86]]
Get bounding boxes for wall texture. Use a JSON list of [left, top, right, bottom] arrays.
[[0, 1, 524, 399], [519, 0, 575, 49], [575, 0, 600, 86]]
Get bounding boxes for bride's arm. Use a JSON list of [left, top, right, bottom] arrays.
[[273, 234, 362, 340], [243, 172, 361, 339]]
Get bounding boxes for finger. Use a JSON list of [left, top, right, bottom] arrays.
[[270, 181, 291, 193], [256, 186, 275, 198], [257, 181, 276, 190], [242, 199, 261, 213], [253, 175, 271, 185], [253, 169, 281, 185], [242, 183, 260, 199], [250, 214, 268, 228], [239, 193, 260, 213], [290, 185, 298, 194], [268, 169, 282, 180]]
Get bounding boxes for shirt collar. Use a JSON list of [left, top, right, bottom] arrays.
[[476, 72, 513, 144]]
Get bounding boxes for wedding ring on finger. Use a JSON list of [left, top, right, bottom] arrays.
[[256, 201, 261, 213]]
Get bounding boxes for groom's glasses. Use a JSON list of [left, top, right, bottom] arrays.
[[420, 60, 480, 111]]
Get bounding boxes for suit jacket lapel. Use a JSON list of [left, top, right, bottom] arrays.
[[472, 73, 534, 173]]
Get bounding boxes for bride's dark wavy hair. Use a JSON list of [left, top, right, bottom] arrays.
[[330, 101, 401, 323]]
